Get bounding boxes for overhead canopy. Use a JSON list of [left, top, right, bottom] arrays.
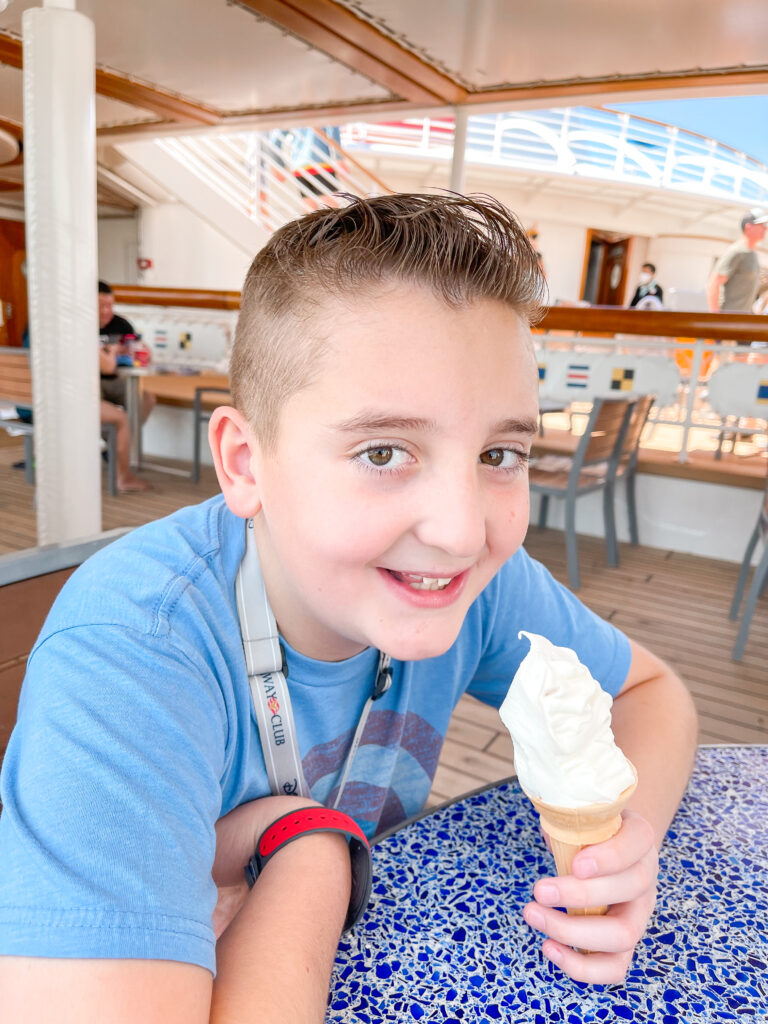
[[0, 0, 766, 154]]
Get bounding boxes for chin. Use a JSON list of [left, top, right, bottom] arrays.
[[382, 628, 462, 663]]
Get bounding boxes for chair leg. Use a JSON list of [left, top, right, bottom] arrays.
[[192, 399, 202, 484], [23, 434, 35, 485], [603, 482, 619, 568], [564, 497, 580, 590], [733, 547, 768, 661], [537, 493, 549, 528], [626, 471, 639, 546], [729, 526, 760, 620], [106, 423, 118, 497]]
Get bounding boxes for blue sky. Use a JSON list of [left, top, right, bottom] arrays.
[[610, 96, 768, 165]]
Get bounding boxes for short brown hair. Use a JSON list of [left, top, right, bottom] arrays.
[[231, 192, 546, 447]]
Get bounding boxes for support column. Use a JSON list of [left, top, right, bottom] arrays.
[[449, 107, 469, 194], [23, 0, 101, 544]]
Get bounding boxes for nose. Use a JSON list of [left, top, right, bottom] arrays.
[[411, 465, 488, 559]]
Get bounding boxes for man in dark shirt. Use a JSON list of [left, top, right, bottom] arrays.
[[98, 281, 154, 492]]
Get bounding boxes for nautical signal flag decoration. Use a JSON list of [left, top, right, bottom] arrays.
[[757, 380, 768, 404], [611, 367, 635, 391], [566, 363, 590, 389]]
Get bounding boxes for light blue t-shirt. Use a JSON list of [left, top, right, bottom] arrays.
[[0, 496, 630, 972]]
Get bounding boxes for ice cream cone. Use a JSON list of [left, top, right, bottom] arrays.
[[527, 763, 638, 918]]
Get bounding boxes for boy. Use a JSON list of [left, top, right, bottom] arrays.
[[0, 194, 697, 1022]]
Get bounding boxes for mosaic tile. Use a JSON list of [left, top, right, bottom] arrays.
[[328, 746, 768, 1023]]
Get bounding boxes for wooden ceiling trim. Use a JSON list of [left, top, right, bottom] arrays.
[[96, 98, 417, 140], [0, 32, 22, 69], [1, 30, 220, 127], [236, 0, 465, 105], [466, 66, 768, 105], [96, 69, 222, 125]]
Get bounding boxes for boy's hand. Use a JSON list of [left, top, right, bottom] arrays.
[[523, 810, 658, 984]]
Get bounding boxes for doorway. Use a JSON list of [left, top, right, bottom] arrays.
[[0, 218, 27, 347], [581, 229, 632, 306]]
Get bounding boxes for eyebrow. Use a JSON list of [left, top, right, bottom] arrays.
[[330, 412, 539, 437]]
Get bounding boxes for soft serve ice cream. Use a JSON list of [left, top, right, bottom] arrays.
[[499, 631, 636, 807]]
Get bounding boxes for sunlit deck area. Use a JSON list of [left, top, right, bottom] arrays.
[[3, 429, 765, 811]]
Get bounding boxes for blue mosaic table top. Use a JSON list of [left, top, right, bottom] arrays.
[[328, 745, 768, 1023]]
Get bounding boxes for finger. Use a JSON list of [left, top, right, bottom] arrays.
[[523, 897, 653, 956], [570, 810, 656, 880], [533, 846, 658, 910], [541, 939, 633, 986]]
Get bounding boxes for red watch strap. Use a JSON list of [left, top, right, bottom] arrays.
[[258, 807, 368, 860], [244, 806, 373, 932]]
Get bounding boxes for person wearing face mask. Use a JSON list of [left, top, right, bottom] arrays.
[[629, 263, 663, 309]]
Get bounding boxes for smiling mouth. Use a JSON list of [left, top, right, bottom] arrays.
[[388, 571, 456, 591]]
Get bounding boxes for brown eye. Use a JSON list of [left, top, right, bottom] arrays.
[[480, 448, 505, 467], [367, 447, 393, 466]]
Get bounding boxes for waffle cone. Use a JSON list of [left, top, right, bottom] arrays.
[[527, 764, 638, 919]]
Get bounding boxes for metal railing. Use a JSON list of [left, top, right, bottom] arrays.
[[341, 109, 768, 206], [156, 127, 391, 231], [534, 307, 768, 462]]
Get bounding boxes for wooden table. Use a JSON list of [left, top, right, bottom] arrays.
[[328, 745, 768, 1022], [121, 369, 229, 470]]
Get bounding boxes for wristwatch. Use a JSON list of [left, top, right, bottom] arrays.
[[244, 806, 373, 932]]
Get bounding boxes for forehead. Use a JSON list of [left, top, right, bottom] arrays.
[[301, 284, 539, 413]]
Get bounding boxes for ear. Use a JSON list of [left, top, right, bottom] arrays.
[[208, 406, 263, 518]]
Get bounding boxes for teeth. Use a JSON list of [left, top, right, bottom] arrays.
[[396, 573, 454, 591]]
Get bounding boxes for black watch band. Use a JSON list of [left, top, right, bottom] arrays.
[[244, 806, 373, 932]]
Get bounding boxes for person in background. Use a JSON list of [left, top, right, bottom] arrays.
[[98, 280, 154, 492], [629, 263, 663, 309], [706, 209, 768, 312]]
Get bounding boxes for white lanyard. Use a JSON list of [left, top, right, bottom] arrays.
[[235, 519, 392, 806]]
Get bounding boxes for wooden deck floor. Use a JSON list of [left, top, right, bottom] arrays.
[[1, 434, 766, 809]]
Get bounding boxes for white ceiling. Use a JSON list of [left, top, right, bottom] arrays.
[[1, 0, 767, 138], [333, 0, 768, 90]]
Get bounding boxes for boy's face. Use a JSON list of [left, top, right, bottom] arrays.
[[250, 285, 539, 663]]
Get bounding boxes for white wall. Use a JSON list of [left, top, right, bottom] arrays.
[[530, 472, 761, 565], [646, 235, 725, 301], [532, 220, 588, 304], [98, 215, 140, 285], [98, 203, 255, 291], [136, 204, 254, 290]]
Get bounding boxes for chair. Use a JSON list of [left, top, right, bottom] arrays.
[[191, 386, 230, 483], [529, 396, 635, 590], [729, 477, 768, 661], [614, 394, 655, 546]]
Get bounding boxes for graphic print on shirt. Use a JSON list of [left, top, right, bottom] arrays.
[[302, 709, 444, 838]]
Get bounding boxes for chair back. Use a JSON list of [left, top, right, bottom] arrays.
[[619, 394, 655, 470], [708, 362, 768, 421], [575, 396, 635, 471]]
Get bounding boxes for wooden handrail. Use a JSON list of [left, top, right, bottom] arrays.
[[109, 289, 768, 344], [111, 285, 241, 310], [538, 306, 768, 344]]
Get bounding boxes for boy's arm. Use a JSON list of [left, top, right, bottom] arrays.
[[524, 638, 698, 984], [1, 796, 352, 1024]]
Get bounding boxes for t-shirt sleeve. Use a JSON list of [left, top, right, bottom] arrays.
[[466, 549, 631, 707], [0, 623, 227, 972]]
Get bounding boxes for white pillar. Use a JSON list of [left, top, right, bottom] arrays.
[[449, 107, 469, 194], [23, 1, 101, 544]]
